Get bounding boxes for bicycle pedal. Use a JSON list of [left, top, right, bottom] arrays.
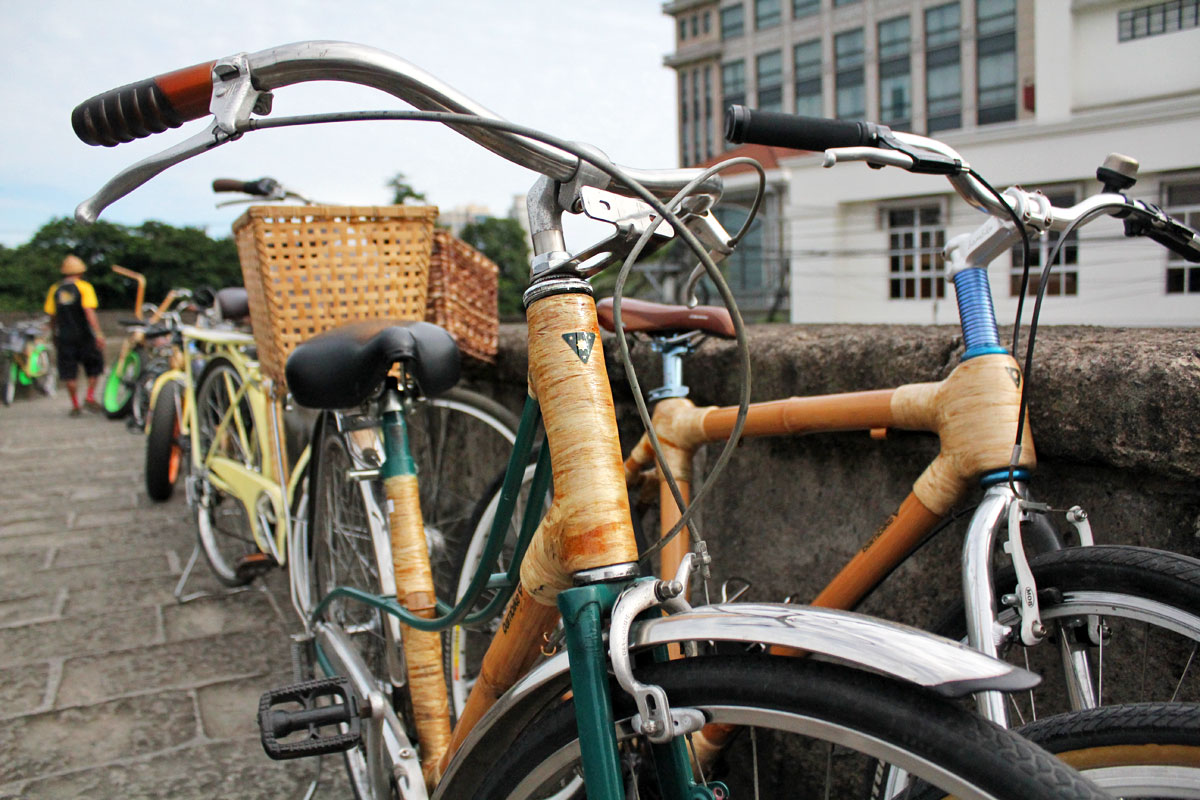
[[234, 552, 277, 581], [258, 676, 362, 760]]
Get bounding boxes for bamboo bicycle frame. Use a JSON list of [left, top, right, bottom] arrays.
[[626, 352, 1037, 610]]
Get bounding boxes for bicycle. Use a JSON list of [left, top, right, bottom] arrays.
[[0, 319, 55, 406], [72, 42, 1113, 800], [103, 264, 191, 420]]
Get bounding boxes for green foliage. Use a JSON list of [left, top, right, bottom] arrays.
[[386, 172, 427, 205], [0, 217, 240, 312], [458, 217, 530, 320]]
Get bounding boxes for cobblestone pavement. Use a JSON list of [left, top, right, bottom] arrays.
[[0, 389, 350, 798]]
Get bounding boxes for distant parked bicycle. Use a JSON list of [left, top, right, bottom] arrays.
[[0, 319, 55, 405]]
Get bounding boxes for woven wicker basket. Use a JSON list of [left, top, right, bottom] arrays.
[[233, 205, 439, 386], [426, 231, 499, 363]]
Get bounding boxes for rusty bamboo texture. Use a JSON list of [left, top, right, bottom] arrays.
[[439, 289, 641, 776], [385, 474, 452, 787]]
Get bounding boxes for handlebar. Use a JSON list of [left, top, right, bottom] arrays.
[[212, 177, 277, 196], [73, 41, 721, 222], [724, 104, 1200, 263]]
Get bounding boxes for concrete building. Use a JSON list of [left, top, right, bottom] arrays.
[[438, 204, 492, 236], [663, 0, 1200, 325]]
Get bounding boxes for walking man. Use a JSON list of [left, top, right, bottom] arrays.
[[44, 255, 106, 416]]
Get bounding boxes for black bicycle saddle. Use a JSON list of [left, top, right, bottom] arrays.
[[286, 320, 461, 409]]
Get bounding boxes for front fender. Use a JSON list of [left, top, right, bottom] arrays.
[[433, 602, 1036, 798]]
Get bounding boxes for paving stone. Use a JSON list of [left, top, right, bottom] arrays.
[[195, 677, 271, 740], [0, 606, 160, 668], [3, 739, 323, 800], [0, 662, 51, 718], [0, 593, 58, 626], [0, 691, 197, 784], [162, 591, 281, 642], [64, 576, 179, 617], [0, 515, 69, 537], [0, 556, 174, 602], [0, 550, 47, 577], [56, 631, 271, 707], [52, 538, 182, 569]]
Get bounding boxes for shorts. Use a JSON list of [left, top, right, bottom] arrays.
[[56, 340, 105, 380]]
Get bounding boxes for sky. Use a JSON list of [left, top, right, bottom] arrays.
[[0, 1, 678, 247]]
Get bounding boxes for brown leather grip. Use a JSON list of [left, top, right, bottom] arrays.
[[72, 60, 215, 147]]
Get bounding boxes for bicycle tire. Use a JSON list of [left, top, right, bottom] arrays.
[[455, 655, 1109, 800], [194, 357, 262, 586], [1019, 702, 1200, 798], [307, 414, 397, 800], [103, 348, 141, 419], [145, 380, 183, 502], [938, 545, 1200, 721]]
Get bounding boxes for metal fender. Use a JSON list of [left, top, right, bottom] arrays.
[[147, 368, 184, 412], [433, 602, 1037, 798]]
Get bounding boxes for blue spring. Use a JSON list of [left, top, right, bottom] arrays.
[[953, 267, 1006, 359]]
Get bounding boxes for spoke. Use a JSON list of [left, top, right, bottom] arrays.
[[1171, 644, 1198, 702], [751, 725, 760, 800]]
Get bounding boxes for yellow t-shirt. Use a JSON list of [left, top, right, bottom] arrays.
[[44, 279, 98, 315]]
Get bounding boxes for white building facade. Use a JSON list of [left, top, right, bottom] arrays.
[[664, 0, 1200, 326]]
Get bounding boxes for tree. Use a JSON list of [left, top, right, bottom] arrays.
[[386, 172, 427, 205], [0, 217, 239, 312], [458, 217, 530, 320]]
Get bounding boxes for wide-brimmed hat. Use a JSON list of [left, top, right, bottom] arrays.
[[60, 255, 87, 275]]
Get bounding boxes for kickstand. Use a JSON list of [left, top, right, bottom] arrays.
[[173, 543, 257, 604]]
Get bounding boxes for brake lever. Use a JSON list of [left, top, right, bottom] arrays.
[[75, 53, 270, 223], [1123, 201, 1200, 263]]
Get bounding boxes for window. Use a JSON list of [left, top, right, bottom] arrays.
[[756, 0, 781, 29], [722, 60, 747, 110], [692, 67, 702, 163], [1165, 180, 1200, 293], [679, 18, 687, 41], [1010, 190, 1079, 297], [704, 66, 714, 160], [888, 206, 946, 300], [977, 0, 1017, 124], [1119, 0, 1200, 41], [794, 0, 820, 18], [835, 28, 865, 120], [691, 13, 700, 37], [679, 71, 690, 164], [925, 3, 962, 133], [704, 11, 712, 33], [721, 4, 745, 38], [756, 50, 784, 111], [878, 16, 912, 130], [835, 0, 860, 5], [794, 39, 823, 116]]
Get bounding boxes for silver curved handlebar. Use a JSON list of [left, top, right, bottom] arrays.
[[77, 40, 719, 222]]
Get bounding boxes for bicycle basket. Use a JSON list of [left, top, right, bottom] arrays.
[[426, 230, 499, 363], [233, 204, 439, 387]]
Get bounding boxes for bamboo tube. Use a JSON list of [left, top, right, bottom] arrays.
[[699, 390, 896, 440], [435, 582, 561, 781], [385, 474, 452, 788], [522, 291, 638, 591], [809, 491, 942, 611]]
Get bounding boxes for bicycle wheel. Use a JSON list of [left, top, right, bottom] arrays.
[[103, 347, 141, 418], [454, 655, 1109, 800], [940, 545, 1200, 723], [1019, 702, 1200, 798], [307, 416, 398, 799], [145, 381, 183, 502], [403, 387, 519, 606], [194, 357, 262, 586]]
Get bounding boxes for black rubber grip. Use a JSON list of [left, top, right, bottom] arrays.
[[212, 178, 264, 194], [72, 61, 215, 148], [725, 105, 879, 152]]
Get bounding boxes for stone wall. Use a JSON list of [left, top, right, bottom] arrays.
[[461, 323, 1200, 634]]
